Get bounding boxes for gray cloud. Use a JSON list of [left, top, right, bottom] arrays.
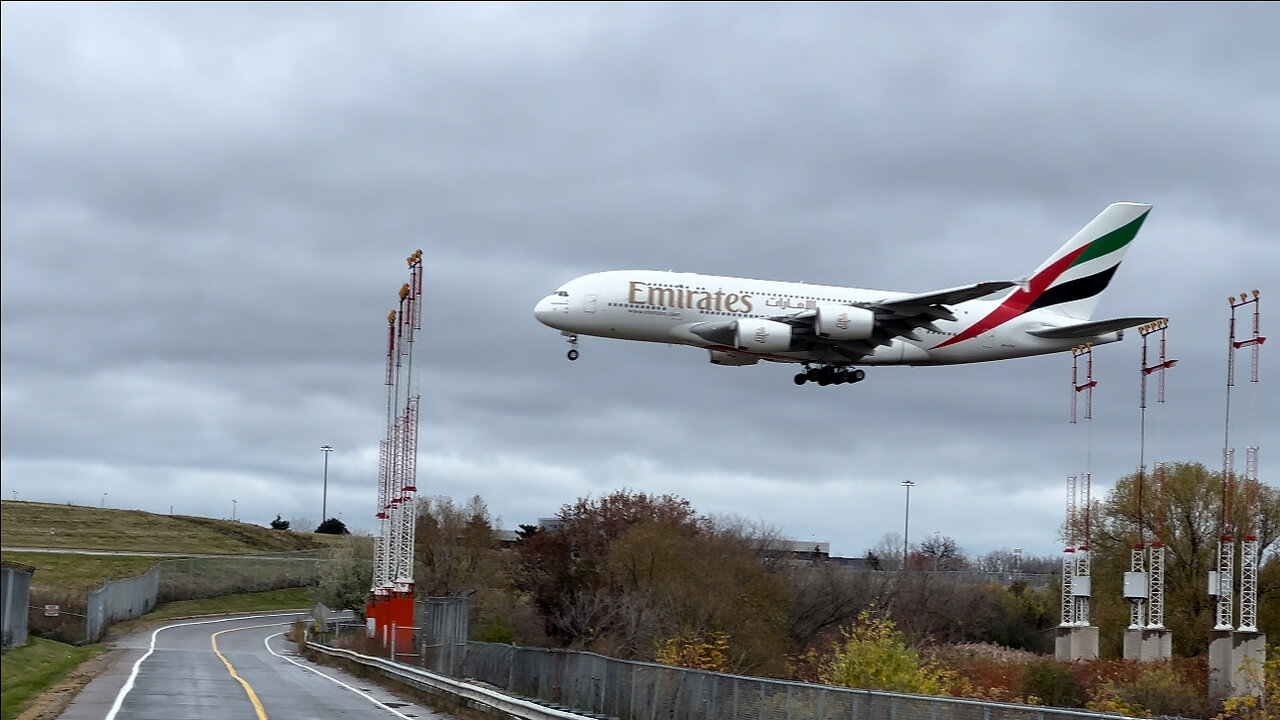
[[3, 2, 1276, 559]]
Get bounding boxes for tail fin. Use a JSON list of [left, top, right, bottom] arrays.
[[1020, 202, 1152, 320]]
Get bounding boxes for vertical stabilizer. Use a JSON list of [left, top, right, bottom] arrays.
[[1021, 202, 1152, 320]]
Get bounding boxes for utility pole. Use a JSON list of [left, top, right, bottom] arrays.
[[321, 444, 334, 522], [901, 480, 915, 570]]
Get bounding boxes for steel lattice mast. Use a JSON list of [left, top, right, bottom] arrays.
[[1059, 473, 1076, 628], [1134, 320, 1176, 631], [1240, 448, 1260, 632], [368, 251, 424, 652], [1217, 290, 1264, 631]]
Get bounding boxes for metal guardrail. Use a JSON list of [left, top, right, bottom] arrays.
[[308, 641, 596, 720], [311, 637, 1139, 720]]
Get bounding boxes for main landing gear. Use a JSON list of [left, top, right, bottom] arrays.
[[794, 366, 866, 386], [565, 333, 580, 361]]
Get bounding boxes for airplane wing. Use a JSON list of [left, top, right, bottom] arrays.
[[782, 281, 1016, 362], [1026, 317, 1165, 339]]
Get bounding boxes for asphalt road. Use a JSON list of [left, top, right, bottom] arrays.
[[57, 612, 454, 720]]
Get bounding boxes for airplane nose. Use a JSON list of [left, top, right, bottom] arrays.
[[534, 295, 562, 327]]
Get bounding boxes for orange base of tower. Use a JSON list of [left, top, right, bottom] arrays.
[[366, 589, 414, 659]]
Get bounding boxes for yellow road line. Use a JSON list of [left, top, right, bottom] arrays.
[[212, 623, 291, 720]]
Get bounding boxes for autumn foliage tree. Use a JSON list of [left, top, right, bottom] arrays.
[[512, 489, 793, 674], [820, 608, 959, 695], [1087, 462, 1279, 657]]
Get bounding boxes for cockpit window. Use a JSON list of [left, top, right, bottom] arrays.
[[556, 290, 569, 297]]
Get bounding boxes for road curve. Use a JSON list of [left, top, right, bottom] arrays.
[[57, 612, 454, 720]]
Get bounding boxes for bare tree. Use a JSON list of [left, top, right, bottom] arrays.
[[866, 532, 904, 570], [917, 532, 962, 571]]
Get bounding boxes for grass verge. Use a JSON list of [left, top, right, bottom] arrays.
[[109, 586, 316, 635], [0, 638, 103, 720], [0, 552, 164, 592]]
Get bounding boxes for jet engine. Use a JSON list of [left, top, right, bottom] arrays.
[[733, 318, 793, 352], [814, 304, 875, 340]]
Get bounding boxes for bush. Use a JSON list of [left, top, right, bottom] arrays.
[[470, 622, 519, 645], [1022, 660, 1081, 708], [820, 609, 957, 695], [1087, 665, 1215, 718]]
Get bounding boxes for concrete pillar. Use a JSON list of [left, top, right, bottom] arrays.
[[1209, 630, 1235, 700], [1055, 626, 1099, 661], [1232, 632, 1267, 699], [1210, 630, 1268, 700], [1124, 628, 1173, 661]]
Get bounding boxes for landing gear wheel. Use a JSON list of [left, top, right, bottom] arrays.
[[567, 349, 579, 361], [794, 373, 807, 385], [853, 369, 866, 382], [564, 333, 580, 361]]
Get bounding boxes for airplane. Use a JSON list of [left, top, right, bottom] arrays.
[[534, 202, 1163, 386]]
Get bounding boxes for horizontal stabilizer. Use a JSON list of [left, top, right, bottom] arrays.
[[1027, 317, 1165, 339]]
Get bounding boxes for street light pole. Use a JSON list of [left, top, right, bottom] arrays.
[[320, 445, 334, 522], [901, 480, 915, 570]]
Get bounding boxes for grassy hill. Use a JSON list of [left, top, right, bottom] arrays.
[[1, 500, 340, 554], [0, 500, 353, 591]]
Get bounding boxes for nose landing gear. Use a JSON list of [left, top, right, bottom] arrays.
[[794, 366, 866, 386], [565, 333, 580, 361]]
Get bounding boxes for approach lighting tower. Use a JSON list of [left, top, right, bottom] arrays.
[[1240, 449, 1260, 632], [368, 250, 424, 655], [1129, 320, 1176, 631], [1074, 471, 1092, 627], [1217, 291, 1264, 631], [1059, 474, 1077, 628], [1071, 344, 1097, 423]]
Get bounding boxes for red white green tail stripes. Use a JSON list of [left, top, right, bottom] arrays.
[[933, 203, 1151, 349]]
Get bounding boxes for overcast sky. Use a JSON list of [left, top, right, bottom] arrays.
[[2, 2, 1276, 561]]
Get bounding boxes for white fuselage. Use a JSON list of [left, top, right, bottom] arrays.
[[534, 270, 1118, 366]]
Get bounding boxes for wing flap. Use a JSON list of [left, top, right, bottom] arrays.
[[874, 281, 1016, 314], [784, 281, 1016, 362]]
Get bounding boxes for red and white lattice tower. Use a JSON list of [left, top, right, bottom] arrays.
[[1135, 319, 1177, 630], [1074, 471, 1092, 627], [1065, 345, 1096, 627], [1215, 447, 1236, 631], [368, 250, 424, 654], [1218, 290, 1265, 631], [1060, 473, 1077, 628], [1071, 344, 1097, 424], [1149, 463, 1168, 630], [1240, 448, 1260, 632]]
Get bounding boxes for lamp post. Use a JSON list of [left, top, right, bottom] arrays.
[[232, 499, 237, 521], [101, 492, 108, 508], [320, 445, 334, 522], [901, 480, 915, 570]]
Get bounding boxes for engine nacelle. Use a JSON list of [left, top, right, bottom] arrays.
[[734, 318, 793, 352], [708, 350, 760, 366], [814, 304, 875, 340]]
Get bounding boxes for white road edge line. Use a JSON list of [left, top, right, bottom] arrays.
[[264, 632, 414, 719], [103, 612, 305, 720]]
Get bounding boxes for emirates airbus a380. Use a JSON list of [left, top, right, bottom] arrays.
[[534, 202, 1163, 386]]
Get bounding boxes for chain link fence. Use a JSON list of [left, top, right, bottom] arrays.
[[417, 596, 468, 676], [156, 552, 329, 602], [460, 641, 1125, 720], [76, 551, 332, 643]]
